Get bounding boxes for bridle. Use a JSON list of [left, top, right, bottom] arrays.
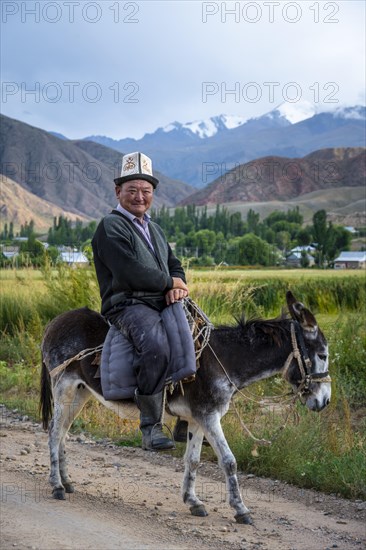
[[282, 321, 332, 400], [201, 315, 332, 447]]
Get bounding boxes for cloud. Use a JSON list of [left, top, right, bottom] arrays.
[[1, 0, 365, 138]]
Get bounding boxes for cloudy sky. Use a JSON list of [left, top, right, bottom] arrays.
[[1, 0, 365, 139]]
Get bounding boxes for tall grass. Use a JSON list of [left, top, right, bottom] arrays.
[[0, 265, 100, 335], [329, 314, 366, 409], [223, 399, 366, 498], [189, 270, 365, 321], [0, 266, 365, 498]]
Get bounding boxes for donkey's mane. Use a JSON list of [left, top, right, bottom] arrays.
[[217, 312, 290, 347]]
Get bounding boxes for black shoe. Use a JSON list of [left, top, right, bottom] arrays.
[[135, 390, 175, 451], [173, 419, 210, 447], [141, 423, 175, 451]]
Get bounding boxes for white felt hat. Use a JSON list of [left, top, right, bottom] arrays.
[[114, 152, 159, 188]]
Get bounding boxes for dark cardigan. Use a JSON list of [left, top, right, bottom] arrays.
[[92, 210, 186, 315]]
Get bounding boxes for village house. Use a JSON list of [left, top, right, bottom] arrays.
[[0, 245, 19, 259], [286, 246, 316, 268], [334, 251, 366, 269], [59, 250, 89, 267]]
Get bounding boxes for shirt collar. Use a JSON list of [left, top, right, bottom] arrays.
[[115, 204, 151, 224]]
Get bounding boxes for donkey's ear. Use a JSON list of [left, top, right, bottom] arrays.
[[286, 291, 317, 333], [286, 290, 298, 312]]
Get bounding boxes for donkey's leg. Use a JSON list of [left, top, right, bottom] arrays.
[[58, 438, 73, 493], [49, 377, 91, 500], [202, 413, 252, 524], [58, 383, 91, 494], [182, 421, 208, 517]]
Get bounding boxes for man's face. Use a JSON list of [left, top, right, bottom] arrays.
[[116, 179, 154, 219]]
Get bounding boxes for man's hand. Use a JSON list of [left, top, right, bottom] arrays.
[[166, 277, 189, 305]]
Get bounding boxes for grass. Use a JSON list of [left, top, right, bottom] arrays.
[[188, 268, 365, 321], [223, 400, 366, 498], [0, 266, 365, 498]]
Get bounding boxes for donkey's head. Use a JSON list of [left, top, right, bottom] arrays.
[[285, 291, 331, 412]]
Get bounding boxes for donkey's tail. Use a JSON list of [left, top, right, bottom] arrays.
[[40, 358, 53, 431]]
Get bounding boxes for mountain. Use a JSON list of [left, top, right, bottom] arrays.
[[0, 115, 195, 225], [49, 131, 69, 140], [83, 105, 366, 188], [179, 148, 366, 205], [201, 186, 366, 228], [1, 114, 364, 231], [85, 113, 248, 149], [160, 114, 250, 138], [273, 101, 316, 123], [0, 176, 91, 232]]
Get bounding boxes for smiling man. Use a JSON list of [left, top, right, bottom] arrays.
[[92, 152, 190, 451]]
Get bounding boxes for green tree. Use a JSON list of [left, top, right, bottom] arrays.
[[227, 233, 272, 266], [199, 206, 208, 230], [213, 231, 227, 263], [82, 240, 94, 263], [311, 210, 350, 267], [1, 223, 8, 240], [286, 206, 303, 225], [247, 209, 260, 235], [264, 227, 276, 244], [46, 246, 60, 265], [326, 226, 352, 263], [19, 235, 46, 267], [297, 227, 312, 246], [193, 229, 216, 257], [300, 250, 310, 268], [270, 220, 300, 240], [275, 230, 291, 255], [229, 212, 244, 236], [312, 210, 328, 267], [265, 207, 303, 227]]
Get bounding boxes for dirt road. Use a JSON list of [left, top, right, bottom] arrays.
[[0, 406, 365, 550]]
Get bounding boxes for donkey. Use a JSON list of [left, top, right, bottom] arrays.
[[40, 291, 331, 524]]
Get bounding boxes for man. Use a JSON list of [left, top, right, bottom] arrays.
[[92, 152, 190, 451]]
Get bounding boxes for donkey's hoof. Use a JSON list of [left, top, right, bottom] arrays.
[[63, 482, 75, 493], [190, 504, 208, 517], [235, 513, 253, 525], [52, 487, 66, 500]]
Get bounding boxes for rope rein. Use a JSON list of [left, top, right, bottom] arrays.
[[48, 304, 331, 450], [50, 344, 104, 378], [207, 320, 331, 447], [207, 341, 286, 447], [50, 299, 212, 380], [182, 297, 214, 362]]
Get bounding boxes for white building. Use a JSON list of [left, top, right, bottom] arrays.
[[60, 251, 89, 266], [334, 251, 366, 269], [286, 246, 316, 267]]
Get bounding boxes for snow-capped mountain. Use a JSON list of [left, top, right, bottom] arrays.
[[272, 100, 316, 123], [162, 114, 248, 139], [160, 102, 318, 139], [81, 104, 365, 188], [148, 103, 319, 140]]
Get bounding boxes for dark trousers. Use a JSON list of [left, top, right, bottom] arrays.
[[109, 304, 170, 396]]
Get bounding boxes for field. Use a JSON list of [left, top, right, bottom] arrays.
[[0, 266, 365, 499]]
